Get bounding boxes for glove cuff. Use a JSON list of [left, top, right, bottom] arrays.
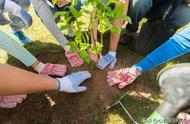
[[56, 77, 73, 92], [34, 62, 45, 73], [64, 45, 70, 52], [129, 66, 142, 77]]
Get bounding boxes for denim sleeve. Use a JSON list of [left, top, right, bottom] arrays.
[[134, 26, 190, 72], [0, 30, 37, 66]]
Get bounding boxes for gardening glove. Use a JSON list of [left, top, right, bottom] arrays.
[[97, 51, 117, 69], [34, 62, 67, 77], [57, 71, 91, 93], [106, 66, 142, 89], [64, 46, 84, 67], [0, 95, 27, 108], [2, 0, 32, 28], [156, 63, 190, 118]]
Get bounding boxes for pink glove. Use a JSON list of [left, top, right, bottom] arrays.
[[34, 62, 67, 76], [0, 95, 27, 108], [106, 66, 142, 89], [65, 51, 84, 67]]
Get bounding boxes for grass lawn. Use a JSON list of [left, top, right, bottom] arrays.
[[0, 6, 190, 124]]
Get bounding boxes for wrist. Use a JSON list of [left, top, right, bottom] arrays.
[[108, 51, 116, 57]]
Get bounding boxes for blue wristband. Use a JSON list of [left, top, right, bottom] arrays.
[[2, 0, 6, 12]]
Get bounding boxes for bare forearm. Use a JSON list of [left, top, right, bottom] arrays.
[[0, 64, 58, 95]]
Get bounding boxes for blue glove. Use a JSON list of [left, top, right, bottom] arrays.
[[97, 53, 117, 69], [10, 9, 32, 29], [57, 71, 91, 93]]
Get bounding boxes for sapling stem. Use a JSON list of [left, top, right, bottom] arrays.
[[100, 33, 103, 45], [81, 33, 87, 43]]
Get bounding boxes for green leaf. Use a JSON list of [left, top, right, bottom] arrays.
[[60, 24, 70, 31], [53, 11, 67, 20], [80, 43, 90, 50], [69, 6, 81, 18], [67, 41, 78, 53], [105, 0, 117, 7], [84, 32, 89, 43], [110, 26, 121, 33], [90, 42, 103, 54], [79, 50, 90, 63], [124, 16, 132, 24], [71, 0, 78, 6], [112, 2, 126, 19], [51, 0, 57, 5]]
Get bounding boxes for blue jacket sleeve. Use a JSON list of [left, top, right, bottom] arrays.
[[134, 26, 190, 72]]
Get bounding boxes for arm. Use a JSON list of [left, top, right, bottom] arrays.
[[0, 64, 91, 96], [31, 0, 68, 48], [0, 64, 58, 95], [0, 30, 37, 67], [0, 30, 67, 77], [106, 26, 190, 89], [31, 0, 84, 67], [134, 26, 190, 72]]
